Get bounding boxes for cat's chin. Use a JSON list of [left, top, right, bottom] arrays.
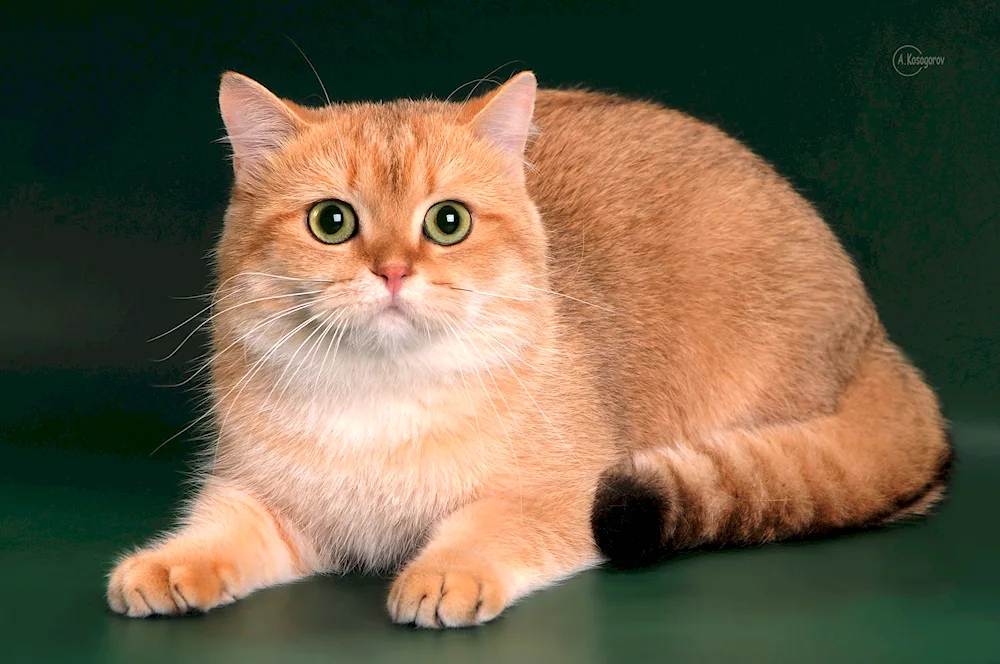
[[376, 305, 410, 323], [359, 306, 428, 354], [371, 305, 412, 330]]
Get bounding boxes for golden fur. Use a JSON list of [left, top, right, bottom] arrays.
[[107, 72, 951, 627]]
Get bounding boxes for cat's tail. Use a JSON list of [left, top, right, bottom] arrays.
[[590, 338, 954, 569]]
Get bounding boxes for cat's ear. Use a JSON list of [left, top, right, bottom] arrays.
[[219, 72, 302, 176], [466, 72, 537, 176]]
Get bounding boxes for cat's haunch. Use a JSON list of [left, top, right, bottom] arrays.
[[107, 71, 951, 627]]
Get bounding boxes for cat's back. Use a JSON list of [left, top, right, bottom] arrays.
[[527, 87, 829, 267], [526, 88, 875, 435]]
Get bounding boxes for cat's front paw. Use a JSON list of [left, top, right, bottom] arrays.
[[387, 554, 508, 628], [107, 551, 241, 617]]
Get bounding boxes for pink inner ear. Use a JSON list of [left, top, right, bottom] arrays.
[[470, 72, 537, 162], [219, 73, 301, 172]]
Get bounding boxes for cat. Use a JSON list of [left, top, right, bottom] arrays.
[[107, 70, 953, 628]]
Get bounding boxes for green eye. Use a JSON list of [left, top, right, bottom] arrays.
[[423, 201, 472, 246], [308, 199, 357, 244]]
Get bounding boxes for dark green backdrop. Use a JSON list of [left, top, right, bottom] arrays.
[[1, 2, 997, 663]]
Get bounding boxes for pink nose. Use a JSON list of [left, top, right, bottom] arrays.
[[375, 263, 411, 297]]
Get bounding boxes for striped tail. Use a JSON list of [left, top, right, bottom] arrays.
[[591, 339, 954, 569]]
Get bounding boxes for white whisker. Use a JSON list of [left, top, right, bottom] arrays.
[[153, 290, 325, 363], [315, 309, 351, 387], [225, 271, 342, 285], [449, 286, 537, 302], [159, 297, 325, 390], [149, 288, 245, 342], [147, 296, 328, 454], [517, 283, 624, 316], [266, 308, 337, 410], [215, 299, 339, 446]]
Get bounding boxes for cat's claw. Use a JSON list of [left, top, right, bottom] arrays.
[[388, 557, 507, 628], [107, 552, 239, 617]]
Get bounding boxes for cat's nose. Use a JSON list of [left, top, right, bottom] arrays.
[[374, 263, 411, 297]]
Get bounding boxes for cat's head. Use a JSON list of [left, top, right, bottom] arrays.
[[213, 72, 550, 389]]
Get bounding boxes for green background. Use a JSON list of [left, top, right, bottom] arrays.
[[1, 2, 997, 662]]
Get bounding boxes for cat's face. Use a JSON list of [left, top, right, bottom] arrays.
[[213, 73, 548, 388]]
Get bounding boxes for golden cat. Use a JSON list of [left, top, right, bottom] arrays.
[[107, 71, 952, 627]]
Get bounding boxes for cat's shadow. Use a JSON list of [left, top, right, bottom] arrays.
[[101, 574, 404, 658]]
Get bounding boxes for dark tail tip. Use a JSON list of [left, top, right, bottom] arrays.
[[591, 471, 670, 570]]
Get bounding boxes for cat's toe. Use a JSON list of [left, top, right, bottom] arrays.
[[108, 553, 239, 618], [388, 559, 506, 628], [167, 561, 240, 612], [108, 555, 179, 617]]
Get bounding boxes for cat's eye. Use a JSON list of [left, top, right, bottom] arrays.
[[308, 199, 357, 244], [423, 201, 472, 246]]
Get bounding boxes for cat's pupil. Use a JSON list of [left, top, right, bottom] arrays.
[[437, 205, 459, 234], [320, 207, 344, 235]]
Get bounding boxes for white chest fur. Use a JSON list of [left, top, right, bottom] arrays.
[[217, 383, 495, 572]]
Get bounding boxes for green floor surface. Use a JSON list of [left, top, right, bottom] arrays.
[[1, 422, 997, 664]]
